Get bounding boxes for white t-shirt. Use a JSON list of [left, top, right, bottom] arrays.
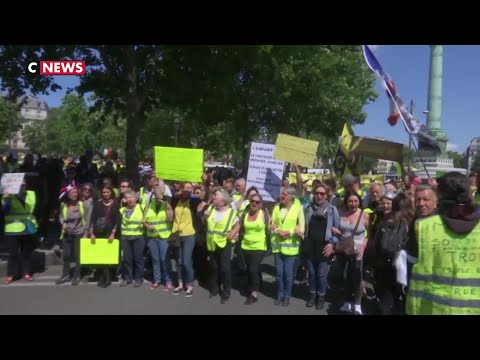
[[214, 209, 239, 226]]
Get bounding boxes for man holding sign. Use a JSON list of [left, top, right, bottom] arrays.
[[2, 179, 38, 285]]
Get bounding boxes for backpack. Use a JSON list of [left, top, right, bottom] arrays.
[[378, 221, 406, 260]]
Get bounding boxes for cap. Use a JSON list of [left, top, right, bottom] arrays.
[[382, 190, 397, 200], [342, 174, 356, 187]]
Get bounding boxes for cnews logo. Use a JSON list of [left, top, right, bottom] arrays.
[[28, 61, 86, 75]]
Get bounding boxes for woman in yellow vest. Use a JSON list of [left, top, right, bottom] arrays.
[[203, 189, 239, 303], [270, 186, 305, 307], [55, 186, 85, 285], [144, 180, 174, 290], [119, 190, 146, 287], [2, 180, 38, 284], [233, 192, 269, 305]]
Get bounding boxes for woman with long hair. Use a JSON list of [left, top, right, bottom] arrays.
[[89, 185, 120, 288], [56, 186, 85, 286], [333, 191, 370, 315]]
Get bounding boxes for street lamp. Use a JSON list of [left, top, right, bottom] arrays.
[[173, 115, 181, 146]]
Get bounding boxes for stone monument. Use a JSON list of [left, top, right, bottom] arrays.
[[414, 45, 467, 178]]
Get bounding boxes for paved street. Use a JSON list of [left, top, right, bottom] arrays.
[[0, 265, 330, 315]]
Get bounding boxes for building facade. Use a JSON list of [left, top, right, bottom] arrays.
[[9, 96, 49, 152], [466, 137, 480, 172]]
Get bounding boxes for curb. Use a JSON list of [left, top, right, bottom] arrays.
[[0, 250, 62, 278]]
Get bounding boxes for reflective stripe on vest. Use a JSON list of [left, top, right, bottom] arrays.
[[406, 215, 480, 315], [120, 205, 145, 237], [145, 201, 172, 239], [206, 208, 235, 252], [271, 201, 301, 256], [242, 210, 267, 251], [3, 191, 37, 235]]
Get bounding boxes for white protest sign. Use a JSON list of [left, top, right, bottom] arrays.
[[0, 173, 25, 194], [246, 143, 285, 202]]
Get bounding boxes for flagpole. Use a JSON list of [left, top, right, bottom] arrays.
[[409, 100, 413, 171], [383, 81, 432, 179]]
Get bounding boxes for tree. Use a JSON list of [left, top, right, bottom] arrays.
[[472, 153, 480, 171], [356, 157, 379, 174], [0, 96, 22, 151], [1, 45, 378, 181], [447, 151, 465, 169], [22, 94, 126, 156]]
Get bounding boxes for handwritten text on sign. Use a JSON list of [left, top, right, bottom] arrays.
[[246, 143, 284, 202], [0, 173, 25, 194]]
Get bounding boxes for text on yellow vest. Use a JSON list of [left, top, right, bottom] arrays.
[[406, 214, 480, 315]]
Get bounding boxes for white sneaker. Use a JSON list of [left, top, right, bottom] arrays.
[[354, 305, 363, 315], [340, 302, 352, 312]]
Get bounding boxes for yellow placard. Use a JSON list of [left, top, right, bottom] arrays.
[[80, 238, 120, 265], [273, 134, 319, 169], [154, 146, 204, 182]]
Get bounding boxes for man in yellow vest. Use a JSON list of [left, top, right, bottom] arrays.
[[406, 172, 480, 315], [2, 179, 38, 284], [204, 189, 239, 304]]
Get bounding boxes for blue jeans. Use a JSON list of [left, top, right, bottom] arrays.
[[177, 235, 196, 286], [121, 236, 145, 282], [148, 239, 172, 285], [306, 258, 329, 296], [274, 253, 297, 299]]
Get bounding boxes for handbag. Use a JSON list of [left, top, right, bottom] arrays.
[[335, 210, 363, 256]]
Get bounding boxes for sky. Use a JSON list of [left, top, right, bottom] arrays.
[[34, 45, 480, 155]]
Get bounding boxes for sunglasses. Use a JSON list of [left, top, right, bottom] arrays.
[[315, 191, 326, 196], [251, 200, 261, 205]]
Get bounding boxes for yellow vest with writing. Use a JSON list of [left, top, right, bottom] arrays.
[[120, 205, 144, 238], [3, 191, 37, 235], [145, 201, 172, 239], [271, 201, 301, 256], [242, 210, 267, 251], [206, 208, 236, 252], [406, 215, 480, 315]]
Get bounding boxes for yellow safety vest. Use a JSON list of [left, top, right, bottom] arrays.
[[139, 187, 151, 208], [271, 201, 301, 256], [145, 201, 172, 239], [241, 210, 267, 251], [206, 208, 236, 252], [406, 215, 480, 315], [120, 204, 144, 238], [3, 191, 37, 236], [60, 201, 85, 239]]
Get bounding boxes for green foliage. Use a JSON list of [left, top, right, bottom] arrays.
[[447, 151, 465, 169], [0, 97, 22, 150], [1, 45, 378, 178], [22, 94, 126, 156]]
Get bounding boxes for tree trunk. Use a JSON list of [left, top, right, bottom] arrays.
[[123, 46, 141, 187], [126, 102, 140, 187]]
